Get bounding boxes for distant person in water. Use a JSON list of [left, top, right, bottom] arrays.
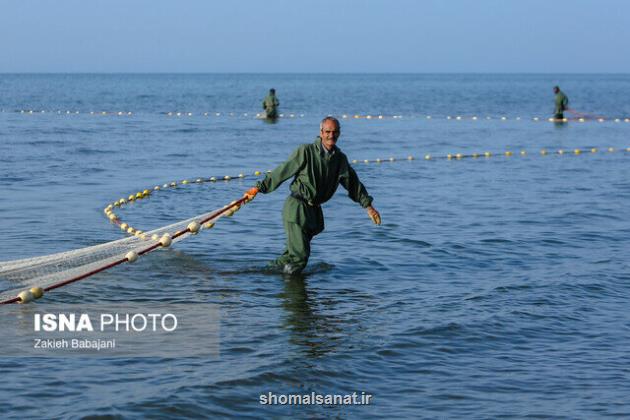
[[242, 117, 381, 275], [553, 86, 569, 120], [262, 88, 280, 119]]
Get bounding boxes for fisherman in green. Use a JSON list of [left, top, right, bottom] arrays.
[[262, 88, 280, 119], [243, 117, 381, 274], [553, 86, 569, 120]]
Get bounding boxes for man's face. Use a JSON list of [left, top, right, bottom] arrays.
[[320, 120, 340, 151], [554, 87, 559, 94]]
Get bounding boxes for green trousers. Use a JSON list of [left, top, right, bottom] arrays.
[[274, 221, 316, 274], [265, 108, 278, 119], [273, 196, 324, 274]]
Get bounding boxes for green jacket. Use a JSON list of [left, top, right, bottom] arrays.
[[554, 91, 569, 114], [257, 138, 374, 233], [262, 94, 279, 111]]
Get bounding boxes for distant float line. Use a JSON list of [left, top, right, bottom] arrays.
[[104, 145, 630, 238], [3, 109, 630, 123]]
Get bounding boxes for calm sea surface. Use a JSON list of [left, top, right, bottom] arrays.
[[1, 74, 630, 418]]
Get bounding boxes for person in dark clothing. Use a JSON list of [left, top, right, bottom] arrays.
[[262, 88, 280, 119], [243, 117, 381, 274], [553, 86, 569, 120]]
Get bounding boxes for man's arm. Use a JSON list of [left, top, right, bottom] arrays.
[[256, 146, 306, 194], [340, 164, 372, 207], [339, 163, 381, 225]]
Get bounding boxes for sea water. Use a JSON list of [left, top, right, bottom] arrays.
[[1, 74, 630, 418]]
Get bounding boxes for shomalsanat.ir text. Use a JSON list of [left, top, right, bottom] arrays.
[[260, 391, 373, 405]]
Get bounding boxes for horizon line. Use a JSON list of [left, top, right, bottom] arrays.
[[1, 71, 630, 75]]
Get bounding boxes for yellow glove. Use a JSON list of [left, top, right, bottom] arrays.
[[243, 187, 259, 202], [367, 206, 381, 225]]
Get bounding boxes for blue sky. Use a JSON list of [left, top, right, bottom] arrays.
[[1, 0, 628, 73]]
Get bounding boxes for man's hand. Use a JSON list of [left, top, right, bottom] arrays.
[[367, 205, 381, 225], [243, 187, 259, 202]]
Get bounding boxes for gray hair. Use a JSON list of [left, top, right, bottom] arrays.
[[320, 116, 340, 130]]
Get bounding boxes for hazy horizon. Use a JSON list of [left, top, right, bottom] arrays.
[[2, 71, 630, 75]]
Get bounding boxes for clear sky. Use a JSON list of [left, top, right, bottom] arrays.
[[1, 0, 628, 73]]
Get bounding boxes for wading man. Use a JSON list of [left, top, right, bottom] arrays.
[[553, 86, 569, 120], [262, 88, 280, 119], [243, 117, 381, 274]]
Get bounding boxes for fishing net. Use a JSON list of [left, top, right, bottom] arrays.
[[0, 202, 240, 304]]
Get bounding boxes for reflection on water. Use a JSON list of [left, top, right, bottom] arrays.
[[261, 116, 279, 124], [281, 276, 342, 358]]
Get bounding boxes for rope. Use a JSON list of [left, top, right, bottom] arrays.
[[1, 196, 248, 305], [4, 109, 630, 123], [566, 109, 607, 121], [3, 145, 629, 304], [104, 145, 630, 237]]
